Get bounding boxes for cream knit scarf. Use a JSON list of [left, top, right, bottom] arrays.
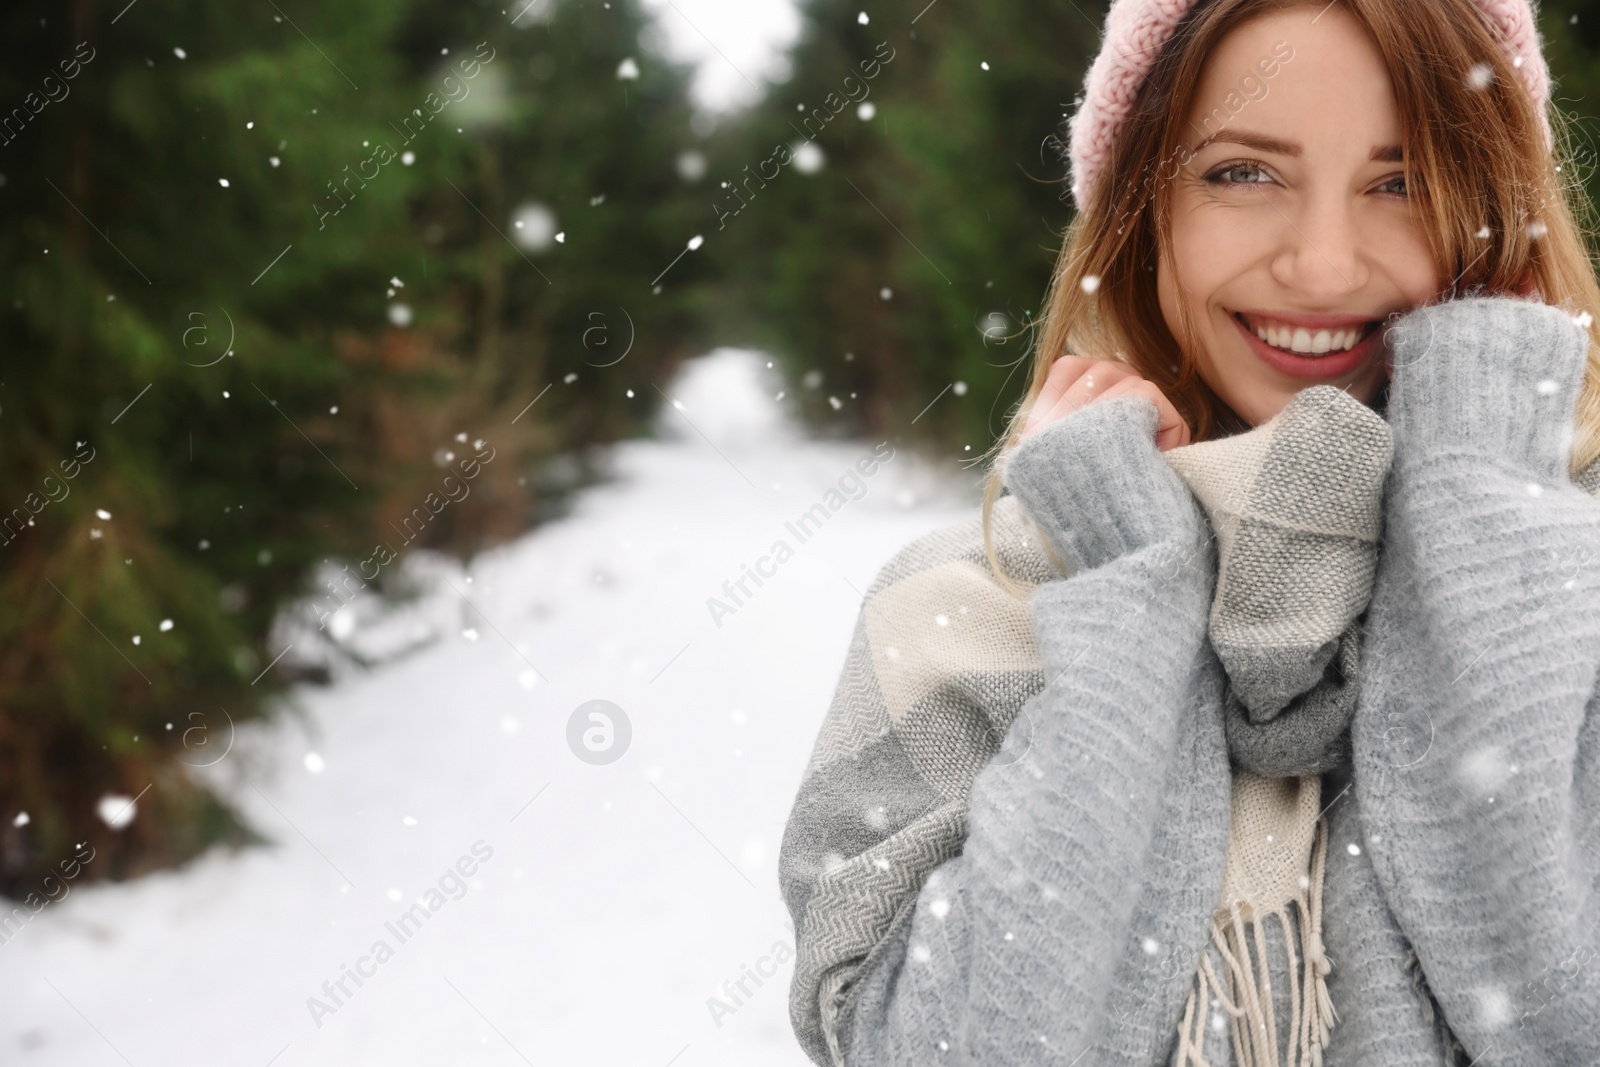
[[1160, 386, 1394, 1067]]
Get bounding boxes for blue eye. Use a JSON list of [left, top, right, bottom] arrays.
[[1205, 160, 1271, 186]]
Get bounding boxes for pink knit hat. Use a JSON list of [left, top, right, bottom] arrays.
[[1066, 0, 1554, 209]]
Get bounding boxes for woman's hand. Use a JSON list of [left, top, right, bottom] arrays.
[[1020, 355, 1193, 452], [1382, 296, 1586, 483]]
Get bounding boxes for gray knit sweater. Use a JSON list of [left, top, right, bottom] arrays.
[[780, 296, 1600, 1065]]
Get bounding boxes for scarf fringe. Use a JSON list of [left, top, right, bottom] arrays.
[[1175, 815, 1336, 1067]]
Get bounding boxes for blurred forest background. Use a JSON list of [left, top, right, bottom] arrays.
[[4, 0, 1600, 896]]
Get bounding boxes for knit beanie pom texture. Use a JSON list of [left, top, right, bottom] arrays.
[[1065, 0, 1553, 210]]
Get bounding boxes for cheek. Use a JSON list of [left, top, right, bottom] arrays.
[[1156, 254, 1181, 338], [1158, 201, 1230, 344], [1388, 223, 1441, 303]]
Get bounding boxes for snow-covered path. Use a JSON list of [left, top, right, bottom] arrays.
[[1, 349, 981, 1067]]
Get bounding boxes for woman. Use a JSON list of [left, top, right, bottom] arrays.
[[778, 0, 1600, 1064]]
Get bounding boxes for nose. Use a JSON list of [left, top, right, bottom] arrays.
[[1267, 186, 1370, 299]]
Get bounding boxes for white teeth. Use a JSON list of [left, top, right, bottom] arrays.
[[1248, 317, 1365, 355]]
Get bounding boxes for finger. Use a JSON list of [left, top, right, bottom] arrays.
[[1059, 361, 1136, 410], [1023, 356, 1095, 433], [1027, 360, 1137, 434], [1094, 377, 1192, 451]]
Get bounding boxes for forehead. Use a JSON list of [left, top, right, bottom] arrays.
[[1189, 4, 1401, 141]]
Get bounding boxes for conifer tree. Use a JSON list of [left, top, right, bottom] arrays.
[[0, 0, 704, 895]]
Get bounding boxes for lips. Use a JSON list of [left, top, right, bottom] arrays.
[[1229, 311, 1385, 381]]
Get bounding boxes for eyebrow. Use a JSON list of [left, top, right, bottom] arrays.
[[1189, 129, 1404, 162]]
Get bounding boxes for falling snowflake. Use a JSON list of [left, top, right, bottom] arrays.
[[1458, 744, 1512, 795], [791, 141, 825, 174], [511, 203, 558, 251], [676, 150, 706, 181], [97, 794, 136, 830], [1474, 985, 1513, 1029]]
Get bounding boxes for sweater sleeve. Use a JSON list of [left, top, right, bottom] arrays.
[[1355, 295, 1600, 1063], [837, 395, 1225, 1064]]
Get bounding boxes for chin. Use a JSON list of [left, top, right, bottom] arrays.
[[1221, 383, 1306, 429]]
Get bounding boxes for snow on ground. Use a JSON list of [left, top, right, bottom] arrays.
[[0, 348, 984, 1067]]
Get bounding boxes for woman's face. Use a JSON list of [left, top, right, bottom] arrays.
[[1157, 3, 1443, 427]]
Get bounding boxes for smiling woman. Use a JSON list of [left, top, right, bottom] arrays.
[[1156, 6, 1444, 424], [983, 0, 1600, 469], [780, 0, 1600, 1065]]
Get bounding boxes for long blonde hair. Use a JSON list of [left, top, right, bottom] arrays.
[[982, 0, 1600, 596]]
